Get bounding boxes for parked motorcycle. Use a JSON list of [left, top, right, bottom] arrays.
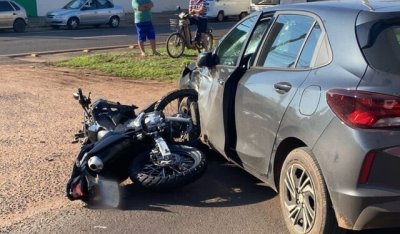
[[66, 89, 205, 207]]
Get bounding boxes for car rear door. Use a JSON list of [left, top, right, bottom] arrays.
[[96, 0, 113, 24], [197, 13, 262, 156], [79, 1, 98, 24], [0, 1, 15, 28], [235, 13, 324, 173]]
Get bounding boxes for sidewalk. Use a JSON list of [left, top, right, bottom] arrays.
[[28, 11, 176, 28]]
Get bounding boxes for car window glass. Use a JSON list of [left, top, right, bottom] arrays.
[[244, 17, 271, 57], [85, 0, 97, 10], [0, 1, 14, 11], [9, 1, 20, 10], [297, 23, 321, 68], [63, 0, 86, 10], [363, 25, 400, 75], [259, 14, 315, 68], [97, 0, 112, 9], [216, 16, 258, 66]]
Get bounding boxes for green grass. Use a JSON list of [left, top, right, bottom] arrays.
[[51, 48, 198, 82]]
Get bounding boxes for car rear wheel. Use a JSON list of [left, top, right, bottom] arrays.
[[13, 19, 26, 33], [67, 17, 79, 30], [109, 16, 120, 28], [239, 11, 248, 20], [279, 147, 341, 234], [216, 11, 224, 22]]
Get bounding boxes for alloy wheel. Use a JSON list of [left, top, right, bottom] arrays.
[[283, 164, 316, 233]]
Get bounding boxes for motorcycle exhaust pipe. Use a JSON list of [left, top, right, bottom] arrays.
[[88, 156, 104, 172]]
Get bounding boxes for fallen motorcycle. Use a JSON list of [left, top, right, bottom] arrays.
[[66, 89, 206, 207], [73, 88, 200, 145]]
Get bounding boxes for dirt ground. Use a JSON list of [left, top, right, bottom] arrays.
[[0, 56, 176, 232]]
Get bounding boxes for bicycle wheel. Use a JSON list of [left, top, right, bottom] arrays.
[[166, 33, 185, 58], [154, 89, 200, 145]]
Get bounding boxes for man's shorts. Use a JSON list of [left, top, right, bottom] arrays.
[[135, 21, 156, 42]]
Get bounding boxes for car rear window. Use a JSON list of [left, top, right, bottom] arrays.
[[362, 24, 400, 75]]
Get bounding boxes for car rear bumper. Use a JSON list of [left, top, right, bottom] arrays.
[[313, 118, 400, 230], [333, 189, 400, 230]]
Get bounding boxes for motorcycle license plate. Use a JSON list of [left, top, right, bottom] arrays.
[[97, 177, 120, 208]]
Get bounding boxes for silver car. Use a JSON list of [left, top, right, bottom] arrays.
[[46, 0, 124, 30], [0, 0, 27, 33], [180, 1, 400, 233]]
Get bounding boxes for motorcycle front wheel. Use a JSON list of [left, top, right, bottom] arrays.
[[129, 145, 207, 190], [166, 33, 185, 58], [154, 89, 200, 145]]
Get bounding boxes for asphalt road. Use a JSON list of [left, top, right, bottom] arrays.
[[0, 21, 235, 56]]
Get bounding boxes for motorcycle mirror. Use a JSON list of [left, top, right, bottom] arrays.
[[73, 93, 79, 100]]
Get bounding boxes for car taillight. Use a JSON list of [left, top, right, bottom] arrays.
[[326, 89, 400, 128], [358, 151, 376, 184]]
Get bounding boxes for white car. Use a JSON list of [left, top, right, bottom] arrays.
[[0, 0, 28, 33], [46, 0, 124, 30]]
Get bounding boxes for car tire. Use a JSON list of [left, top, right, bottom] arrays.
[[109, 16, 120, 28], [13, 19, 26, 33], [279, 147, 341, 234], [67, 17, 79, 30], [239, 11, 248, 20], [216, 11, 224, 22]]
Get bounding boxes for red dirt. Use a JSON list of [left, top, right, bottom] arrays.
[[0, 61, 176, 231]]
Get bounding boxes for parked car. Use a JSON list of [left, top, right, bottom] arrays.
[[180, 1, 400, 233], [46, 0, 124, 30], [0, 0, 27, 32]]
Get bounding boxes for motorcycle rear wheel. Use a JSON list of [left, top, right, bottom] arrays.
[[129, 145, 207, 190]]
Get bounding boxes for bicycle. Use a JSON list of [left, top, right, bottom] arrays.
[[166, 11, 214, 58]]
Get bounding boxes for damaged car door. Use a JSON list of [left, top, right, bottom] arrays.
[[196, 13, 262, 156], [235, 13, 320, 174]]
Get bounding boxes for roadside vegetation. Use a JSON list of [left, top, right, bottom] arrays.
[[51, 48, 197, 82]]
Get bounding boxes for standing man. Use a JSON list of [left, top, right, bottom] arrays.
[[132, 0, 160, 56], [189, 0, 208, 46]]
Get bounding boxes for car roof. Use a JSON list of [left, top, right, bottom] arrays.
[[263, 0, 400, 14]]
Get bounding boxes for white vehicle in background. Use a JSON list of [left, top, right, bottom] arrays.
[[206, 0, 249, 22], [249, 0, 322, 12], [249, 0, 279, 12]]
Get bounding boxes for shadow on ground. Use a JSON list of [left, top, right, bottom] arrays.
[[118, 147, 277, 212]]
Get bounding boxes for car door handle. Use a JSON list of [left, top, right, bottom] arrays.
[[12, 13, 17, 15], [274, 82, 292, 94], [217, 78, 225, 85]]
